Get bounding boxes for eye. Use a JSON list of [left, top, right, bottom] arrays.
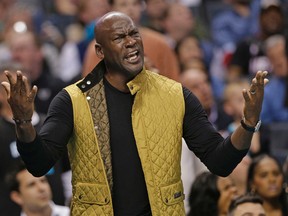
[[132, 31, 140, 38], [113, 37, 123, 43]]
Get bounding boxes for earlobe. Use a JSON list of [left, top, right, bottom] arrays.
[[10, 191, 22, 205], [95, 44, 104, 59]]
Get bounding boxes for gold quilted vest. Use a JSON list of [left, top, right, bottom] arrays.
[[65, 69, 185, 216]]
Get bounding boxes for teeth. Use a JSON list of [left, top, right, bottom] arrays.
[[127, 51, 137, 57], [129, 55, 137, 61], [126, 51, 138, 61]]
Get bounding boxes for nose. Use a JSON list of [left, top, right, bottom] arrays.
[[37, 181, 48, 191], [125, 36, 136, 47]]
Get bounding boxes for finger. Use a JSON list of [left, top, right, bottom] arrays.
[[258, 71, 268, 85], [242, 88, 250, 102], [23, 76, 30, 95], [264, 78, 269, 86], [249, 78, 257, 93], [28, 85, 38, 102], [4, 70, 16, 86], [15, 70, 23, 91], [1, 81, 11, 98]]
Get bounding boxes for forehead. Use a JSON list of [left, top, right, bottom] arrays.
[[234, 202, 265, 215], [105, 17, 136, 33], [255, 157, 279, 172], [17, 169, 46, 186]]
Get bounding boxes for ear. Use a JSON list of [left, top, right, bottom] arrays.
[[95, 43, 104, 60], [10, 191, 23, 206]]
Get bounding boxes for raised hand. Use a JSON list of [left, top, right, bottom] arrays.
[[1, 70, 37, 124], [242, 71, 269, 126]]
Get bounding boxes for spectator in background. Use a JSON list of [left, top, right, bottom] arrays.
[[261, 34, 288, 123], [174, 34, 205, 71], [56, 0, 111, 83], [161, 2, 195, 49], [6, 30, 66, 115], [1, 2, 62, 79], [6, 160, 70, 216], [180, 68, 233, 132], [209, 0, 260, 98], [211, 0, 258, 53], [188, 171, 238, 216], [140, 0, 169, 33], [227, 193, 266, 216], [0, 68, 67, 215], [228, 0, 285, 81], [82, 0, 180, 81], [247, 154, 288, 216]]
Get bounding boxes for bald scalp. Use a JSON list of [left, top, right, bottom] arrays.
[[94, 11, 134, 44]]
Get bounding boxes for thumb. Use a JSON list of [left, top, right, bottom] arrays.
[[1, 81, 11, 98]]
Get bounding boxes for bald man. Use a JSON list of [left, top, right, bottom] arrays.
[[2, 12, 269, 215]]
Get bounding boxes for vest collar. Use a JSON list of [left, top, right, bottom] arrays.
[[77, 60, 106, 92], [127, 67, 147, 95], [77, 60, 146, 95]]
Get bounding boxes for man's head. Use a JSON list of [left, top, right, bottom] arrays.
[[6, 31, 43, 81], [94, 12, 144, 79], [264, 34, 287, 78], [6, 160, 52, 214], [180, 68, 214, 113], [259, 0, 284, 37], [228, 193, 266, 216]]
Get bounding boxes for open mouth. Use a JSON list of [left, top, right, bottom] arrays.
[[125, 50, 139, 63]]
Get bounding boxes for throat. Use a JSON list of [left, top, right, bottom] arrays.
[[104, 74, 130, 93]]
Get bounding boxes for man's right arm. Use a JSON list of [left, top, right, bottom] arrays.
[[17, 90, 73, 176]]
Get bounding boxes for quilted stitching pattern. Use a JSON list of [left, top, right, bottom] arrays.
[[87, 80, 113, 192], [131, 71, 185, 215], [66, 85, 113, 215]]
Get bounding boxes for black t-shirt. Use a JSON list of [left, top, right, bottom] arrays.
[[17, 81, 247, 216]]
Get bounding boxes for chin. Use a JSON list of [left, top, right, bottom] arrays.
[[126, 64, 143, 76]]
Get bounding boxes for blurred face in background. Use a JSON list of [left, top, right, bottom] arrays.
[[111, 0, 142, 24], [78, 0, 110, 24], [250, 157, 284, 200], [11, 169, 52, 212], [180, 69, 213, 112], [7, 31, 43, 81], [265, 36, 287, 78], [145, 0, 168, 20], [232, 202, 266, 216], [223, 81, 249, 121], [260, 7, 284, 36], [176, 36, 203, 69]]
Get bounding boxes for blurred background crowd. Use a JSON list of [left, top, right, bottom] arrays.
[[0, 0, 288, 215]]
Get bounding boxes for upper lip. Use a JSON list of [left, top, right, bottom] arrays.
[[125, 50, 138, 58]]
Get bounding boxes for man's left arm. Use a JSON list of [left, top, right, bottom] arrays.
[[230, 71, 269, 150]]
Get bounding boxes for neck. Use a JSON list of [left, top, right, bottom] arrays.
[[262, 199, 283, 214], [104, 72, 130, 92], [23, 205, 52, 216]]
